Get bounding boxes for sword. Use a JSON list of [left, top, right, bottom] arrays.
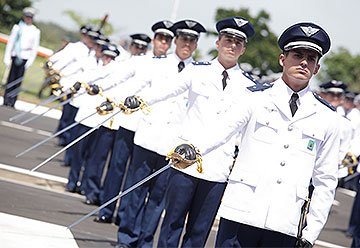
[[16, 110, 99, 158], [19, 90, 86, 125], [9, 90, 67, 122], [7, 76, 54, 98], [30, 109, 121, 172], [4, 65, 44, 90], [67, 162, 174, 230]]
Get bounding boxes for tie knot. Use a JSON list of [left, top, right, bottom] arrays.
[[222, 70, 228, 78], [178, 61, 185, 73], [291, 93, 299, 102]]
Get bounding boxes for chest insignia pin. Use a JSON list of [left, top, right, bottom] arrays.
[[307, 140, 315, 151]]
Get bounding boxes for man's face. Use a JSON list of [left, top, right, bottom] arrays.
[[23, 15, 33, 25], [216, 35, 246, 66], [94, 44, 103, 58], [318, 92, 343, 108], [153, 33, 172, 56], [129, 43, 147, 55], [174, 35, 197, 60], [280, 48, 320, 92]]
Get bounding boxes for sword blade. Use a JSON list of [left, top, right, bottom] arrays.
[[7, 76, 53, 98], [5, 66, 43, 90], [30, 110, 121, 172], [16, 111, 98, 158], [9, 90, 68, 122], [67, 162, 174, 230], [19, 90, 86, 125]]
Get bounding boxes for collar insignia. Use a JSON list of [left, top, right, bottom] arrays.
[[300, 26, 320, 37]]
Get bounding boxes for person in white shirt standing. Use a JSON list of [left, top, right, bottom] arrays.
[[3, 7, 40, 107]]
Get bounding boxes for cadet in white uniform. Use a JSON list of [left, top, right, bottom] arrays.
[[114, 19, 206, 248], [50, 25, 97, 147], [3, 7, 40, 107], [121, 16, 257, 248], [94, 21, 174, 227], [178, 22, 339, 247], [64, 36, 112, 193]]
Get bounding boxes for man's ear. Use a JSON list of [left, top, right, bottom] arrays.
[[313, 64, 320, 75], [279, 54, 285, 67], [216, 39, 220, 49]]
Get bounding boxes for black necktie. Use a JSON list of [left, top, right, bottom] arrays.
[[178, 61, 185, 73], [222, 70, 228, 90], [290, 93, 299, 117]]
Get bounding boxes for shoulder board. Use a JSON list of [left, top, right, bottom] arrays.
[[242, 71, 259, 85], [152, 55, 167, 59], [247, 82, 274, 92], [133, 53, 145, 57], [312, 92, 336, 111], [192, 61, 211, 66]]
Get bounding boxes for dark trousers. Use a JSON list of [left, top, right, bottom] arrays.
[[56, 103, 78, 146], [84, 126, 116, 201], [98, 127, 135, 220], [349, 183, 360, 235], [117, 145, 169, 247], [215, 218, 297, 247], [66, 124, 98, 191], [158, 169, 226, 248], [3, 57, 27, 107]]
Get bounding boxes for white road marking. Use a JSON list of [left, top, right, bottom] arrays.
[[0, 163, 67, 184], [337, 187, 357, 197], [1, 120, 53, 137], [0, 212, 79, 248]]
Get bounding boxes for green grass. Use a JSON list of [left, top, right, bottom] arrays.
[[0, 42, 60, 106]]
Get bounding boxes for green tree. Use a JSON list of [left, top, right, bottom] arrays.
[[36, 21, 79, 51], [208, 8, 282, 75], [0, 0, 32, 32], [63, 10, 114, 36], [317, 47, 360, 92]]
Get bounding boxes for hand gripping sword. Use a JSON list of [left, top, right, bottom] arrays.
[[30, 106, 120, 172], [67, 162, 174, 230], [67, 143, 203, 229]]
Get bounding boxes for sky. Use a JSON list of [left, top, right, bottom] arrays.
[[32, 0, 360, 61]]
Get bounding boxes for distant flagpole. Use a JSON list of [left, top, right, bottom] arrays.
[[170, 0, 181, 22]]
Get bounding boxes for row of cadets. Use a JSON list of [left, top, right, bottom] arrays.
[[3, 7, 40, 108], [92, 20, 176, 230], [315, 81, 355, 181], [337, 90, 360, 191], [110, 19, 206, 248], [114, 16, 258, 248], [176, 21, 338, 247], [78, 32, 154, 203], [64, 36, 119, 193], [57, 32, 106, 170], [48, 25, 100, 147]]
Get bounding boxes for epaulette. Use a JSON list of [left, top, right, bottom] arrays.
[[133, 53, 145, 57], [152, 55, 167, 59], [247, 82, 274, 92], [192, 61, 211, 66], [242, 71, 259, 85], [312, 92, 336, 111]]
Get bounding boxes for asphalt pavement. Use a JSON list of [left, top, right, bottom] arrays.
[[0, 100, 356, 247]]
